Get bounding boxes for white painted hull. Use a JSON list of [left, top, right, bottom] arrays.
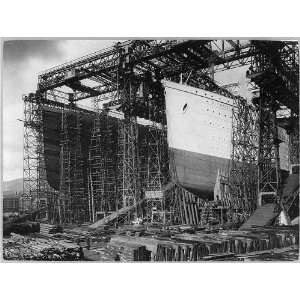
[[163, 80, 290, 198], [163, 80, 234, 197]]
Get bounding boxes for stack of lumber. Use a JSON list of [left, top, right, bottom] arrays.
[[3, 221, 40, 236], [177, 187, 200, 225], [4, 223, 297, 261], [107, 226, 299, 261], [3, 233, 82, 261], [84, 240, 151, 262], [110, 236, 154, 261], [39, 223, 55, 235], [84, 247, 117, 261], [237, 245, 299, 261], [166, 184, 202, 225]]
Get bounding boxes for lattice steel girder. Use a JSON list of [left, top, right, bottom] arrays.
[[37, 40, 180, 92], [229, 97, 258, 211], [23, 93, 54, 214], [73, 84, 117, 101], [37, 40, 257, 101], [249, 40, 299, 114], [257, 95, 281, 206], [289, 120, 299, 166], [23, 95, 41, 210], [57, 110, 88, 224]]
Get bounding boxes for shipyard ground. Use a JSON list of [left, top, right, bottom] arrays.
[[8, 40, 299, 263], [3, 223, 299, 262]]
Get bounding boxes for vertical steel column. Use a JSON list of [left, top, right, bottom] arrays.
[[23, 94, 39, 213], [70, 111, 86, 223], [229, 96, 258, 213], [23, 92, 56, 218], [88, 115, 104, 221], [58, 106, 71, 223], [117, 44, 140, 221], [144, 123, 167, 223], [289, 118, 299, 170], [57, 107, 86, 223], [257, 91, 281, 206]]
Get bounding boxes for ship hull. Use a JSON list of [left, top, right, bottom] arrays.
[[163, 80, 290, 199], [169, 147, 230, 198], [163, 80, 234, 198]]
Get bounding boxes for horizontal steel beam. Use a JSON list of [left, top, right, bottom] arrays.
[[37, 40, 255, 94]]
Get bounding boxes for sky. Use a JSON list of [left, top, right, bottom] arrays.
[[2, 39, 249, 182], [2, 39, 117, 181]]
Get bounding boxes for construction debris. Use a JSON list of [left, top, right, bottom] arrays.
[[108, 225, 299, 262], [8, 39, 298, 262], [3, 222, 298, 262], [3, 221, 40, 236], [3, 233, 82, 261]]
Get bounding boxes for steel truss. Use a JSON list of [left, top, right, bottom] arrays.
[[248, 41, 299, 207], [289, 119, 299, 167], [88, 116, 103, 222], [23, 93, 57, 217], [88, 109, 119, 222], [57, 108, 88, 223], [117, 71, 140, 220], [229, 96, 258, 213], [282, 117, 299, 216], [37, 40, 255, 104], [23, 39, 298, 225], [257, 92, 282, 206], [143, 123, 169, 224]]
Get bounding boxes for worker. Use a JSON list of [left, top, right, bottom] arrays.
[[86, 236, 91, 250], [79, 246, 84, 260]]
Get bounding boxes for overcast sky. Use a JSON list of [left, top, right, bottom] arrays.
[[2, 39, 117, 181], [2, 39, 248, 182]]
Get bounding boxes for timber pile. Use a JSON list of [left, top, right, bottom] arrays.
[[237, 245, 299, 261], [3, 221, 40, 236], [4, 224, 297, 261], [108, 226, 299, 261], [3, 233, 82, 261], [83, 243, 151, 262], [39, 223, 55, 235], [166, 184, 205, 225], [176, 187, 201, 225], [109, 236, 154, 261], [84, 247, 117, 261]]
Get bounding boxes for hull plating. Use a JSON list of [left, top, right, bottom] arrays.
[[163, 80, 234, 197]]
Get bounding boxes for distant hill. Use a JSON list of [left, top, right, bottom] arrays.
[[2, 178, 23, 194]]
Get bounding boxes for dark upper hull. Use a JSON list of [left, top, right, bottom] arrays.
[[169, 147, 230, 198]]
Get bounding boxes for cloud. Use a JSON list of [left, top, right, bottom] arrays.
[[2, 39, 117, 181], [3, 40, 64, 65], [59, 39, 118, 61]]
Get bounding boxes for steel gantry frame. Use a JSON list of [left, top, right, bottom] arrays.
[[247, 40, 299, 208], [23, 93, 57, 217], [37, 40, 255, 103], [23, 39, 299, 225], [88, 110, 119, 222], [57, 107, 87, 223], [229, 95, 258, 213], [23, 93, 42, 212]]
